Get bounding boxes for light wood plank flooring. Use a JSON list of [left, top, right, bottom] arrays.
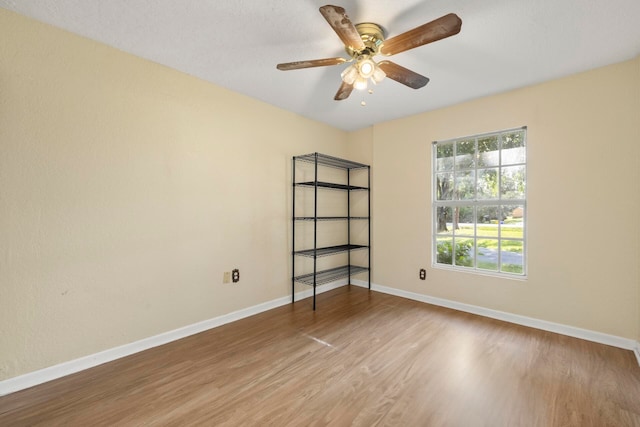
[[1, 286, 639, 426]]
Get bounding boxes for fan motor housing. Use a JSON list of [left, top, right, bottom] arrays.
[[346, 22, 386, 58]]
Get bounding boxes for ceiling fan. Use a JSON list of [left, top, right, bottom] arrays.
[[276, 5, 462, 101]]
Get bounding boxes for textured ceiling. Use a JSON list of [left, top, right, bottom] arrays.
[[2, 0, 640, 131]]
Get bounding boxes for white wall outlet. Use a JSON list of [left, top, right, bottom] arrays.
[[223, 272, 231, 284]]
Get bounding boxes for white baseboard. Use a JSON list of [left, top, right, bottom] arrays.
[[0, 280, 347, 397], [352, 280, 639, 355]]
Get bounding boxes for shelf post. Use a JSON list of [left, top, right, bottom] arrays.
[[292, 156, 296, 303], [368, 165, 371, 290], [313, 153, 318, 310], [347, 168, 351, 285]]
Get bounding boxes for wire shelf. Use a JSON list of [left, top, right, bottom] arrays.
[[294, 265, 369, 286], [294, 153, 369, 170], [294, 216, 369, 221], [294, 244, 368, 258], [294, 181, 368, 191]]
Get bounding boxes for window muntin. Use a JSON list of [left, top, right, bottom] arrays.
[[433, 127, 526, 276]]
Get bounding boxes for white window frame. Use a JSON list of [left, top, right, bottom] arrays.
[[432, 126, 527, 277]]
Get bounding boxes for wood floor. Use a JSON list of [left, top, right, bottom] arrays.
[[1, 286, 639, 426]]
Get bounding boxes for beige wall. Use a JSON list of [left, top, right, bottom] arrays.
[[0, 9, 349, 380], [371, 56, 640, 341], [346, 127, 374, 166]]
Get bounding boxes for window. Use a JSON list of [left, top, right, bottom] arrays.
[[433, 127, 526, 276]]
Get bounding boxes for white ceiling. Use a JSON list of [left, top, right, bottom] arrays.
[[2, 0, 640, 131]]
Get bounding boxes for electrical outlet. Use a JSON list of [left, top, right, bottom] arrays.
[[223, 272, 231, 284], [232, 269, 240, 283], [419, 269, 426, 280]]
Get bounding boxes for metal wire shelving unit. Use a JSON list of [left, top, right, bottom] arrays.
[[292, 152, 371, 310]]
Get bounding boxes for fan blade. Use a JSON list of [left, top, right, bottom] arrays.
[[334, 81, 354, 100], [378, 61, 429, 89], [379, 13, 462, 56], [319, 5, 365, 51], [277, 57, 347, 71]]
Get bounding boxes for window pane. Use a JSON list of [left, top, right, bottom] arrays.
[[477, 222, 499, 238], [456, 139, 475, 169], [477, 168, 498, 199], [436, 237, 453, 265], [501, 166, 526, 199], [455, 170, 475, 200], [478, 136, 499, 167], [436, 173, 454, 200], [435, 206, 453, 235], [454, 207, 474, 236], [477, 206, 500, 237], [455, 238, 474, 268], [501, 131, 526, 165], [501, 240, 524, 274], [502, 205, 524, 239], [477, 239, 498, 271], [436, 143, 454, 171]]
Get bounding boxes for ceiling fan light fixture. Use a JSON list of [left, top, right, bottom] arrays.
[[358, 59, 375, 78], [353, 76, 368, 91], [371, 65, 386, 84], [340, 64, 358, 85]]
